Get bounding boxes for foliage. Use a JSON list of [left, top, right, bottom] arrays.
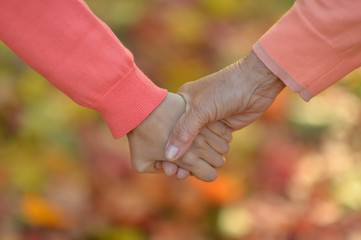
[[0, 0, 360, 239]]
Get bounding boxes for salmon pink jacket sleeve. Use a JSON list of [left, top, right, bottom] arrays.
[[253, 0, 361, 101], [0, 0, 167, 138]]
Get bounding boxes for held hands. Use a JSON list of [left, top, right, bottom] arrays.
[[165, 51, 285, 161], [127, 93, 231, 182], [128, 51, 284, 182]]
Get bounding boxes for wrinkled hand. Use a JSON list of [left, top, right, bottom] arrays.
[[127, 92, 231, 181], [165, 50, 285, 161]]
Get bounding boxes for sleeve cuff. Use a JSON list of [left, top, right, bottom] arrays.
[[253, 42, 314, 101], [252, 2, 347, 102], [92, 65, 167, 138]]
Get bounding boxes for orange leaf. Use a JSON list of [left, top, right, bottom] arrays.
[[21, 194, 69, 229], [192, 173, 241, 205]]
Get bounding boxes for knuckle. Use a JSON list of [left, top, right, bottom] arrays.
[[176, 128, 192, 144], [194, 137, 207, 152]]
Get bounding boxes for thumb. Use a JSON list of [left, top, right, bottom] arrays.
[[165, 110, 203, 161]]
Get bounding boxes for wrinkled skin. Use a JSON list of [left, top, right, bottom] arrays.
[[165, 51, 285, 161], [127, 93, 231, 182]]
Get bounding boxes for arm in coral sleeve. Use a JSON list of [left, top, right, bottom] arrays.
[[253, 0, 361, 101], [0, 0, 167, 138]]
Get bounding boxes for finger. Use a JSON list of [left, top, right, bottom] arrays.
[[206, 121, 232, 143], [173, 151, 218, 182], [183, 134, 226, 168], [198, 142, 225, 168], [176, 168, 190, 180], [155, 161, 162, 170], [162, 161, 178, 176], [165, 110, 203, 161], [200, 125, 230, 155], [185, 158, 218, 182]]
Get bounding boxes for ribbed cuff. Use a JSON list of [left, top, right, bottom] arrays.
[[92, 65, 167, 138]]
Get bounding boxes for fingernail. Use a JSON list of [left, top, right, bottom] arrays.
[[166, 145, 179, 160]]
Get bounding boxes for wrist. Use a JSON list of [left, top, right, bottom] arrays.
[[241, 50, 285, 99], [127, 93, 185, 136]]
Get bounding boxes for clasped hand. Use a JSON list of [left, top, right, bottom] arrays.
[[127, 51, 285, 182]]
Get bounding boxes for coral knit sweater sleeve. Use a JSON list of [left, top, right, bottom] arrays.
[[253, 0, 361, 101], [0, 0, 167, 138]]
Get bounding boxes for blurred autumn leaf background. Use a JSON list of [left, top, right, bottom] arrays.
[[1, 0, 361, 239]]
